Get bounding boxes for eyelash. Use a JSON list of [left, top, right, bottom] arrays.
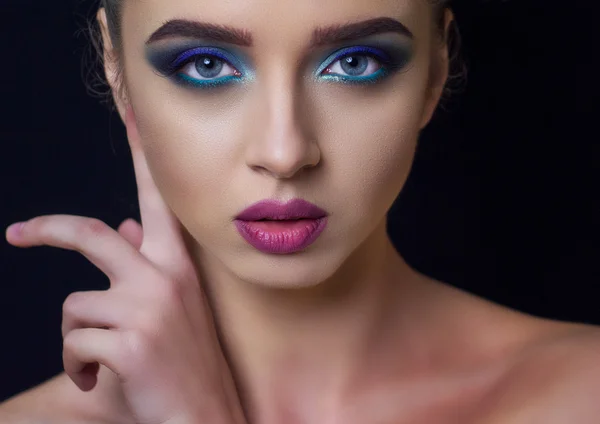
[[175, 58, 242, 88], [169, 46, 404, 89], [316, 46, 399, 85], [168, 47, 245, 89]]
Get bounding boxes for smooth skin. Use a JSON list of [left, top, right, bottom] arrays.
[[3, 106, 246, 424], [2, 0, 600, 423]]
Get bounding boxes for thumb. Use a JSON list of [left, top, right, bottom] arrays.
[[117, 218, 144, 250]]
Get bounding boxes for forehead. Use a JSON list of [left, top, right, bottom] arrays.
[[123, 0, 432, 45]]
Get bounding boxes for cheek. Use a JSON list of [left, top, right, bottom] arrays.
[[127, 61, 427, 245], [128, 87, 244, 232], [312, 83, 426, 218]]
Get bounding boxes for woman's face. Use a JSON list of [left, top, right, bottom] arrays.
[[110, 0, 448, 288]]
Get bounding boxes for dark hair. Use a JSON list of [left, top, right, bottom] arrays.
[[84, 0, 465, 111]]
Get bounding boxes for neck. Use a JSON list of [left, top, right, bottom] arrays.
[[190, 218, 418, 423]]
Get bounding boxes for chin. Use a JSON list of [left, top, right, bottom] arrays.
[[226, 241, 352, 290], [229, 223, 386, 290]]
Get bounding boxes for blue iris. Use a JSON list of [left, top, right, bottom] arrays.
[[146, 42, 411, 90]]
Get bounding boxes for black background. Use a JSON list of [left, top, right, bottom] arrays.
[[1, 0, 598, 402]]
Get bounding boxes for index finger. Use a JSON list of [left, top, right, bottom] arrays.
[[6, 215, 155, 285]]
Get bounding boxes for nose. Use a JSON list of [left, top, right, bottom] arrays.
[[244, 74, 321, 180]]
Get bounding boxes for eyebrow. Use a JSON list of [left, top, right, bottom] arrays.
[[145, 17, 413, 47]]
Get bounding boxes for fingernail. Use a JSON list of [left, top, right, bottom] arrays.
[[6, 222, 25, 238]]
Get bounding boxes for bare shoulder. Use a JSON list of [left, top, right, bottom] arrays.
[[0, 366, 134, 424], [477, 322, 600, 423], [416, 275, 600, 423]]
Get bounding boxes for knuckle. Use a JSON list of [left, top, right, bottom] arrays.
[[131, 308, 158, 334], [153, 281, 184, 312], [23, 216, 47, 236], [130, 304, 169, 344], [62, 328, 82, 352], [121, 330, 152, 363], [109, 331, 134, 373], [160, 279, 183, 301], [26, 215, 48, 227], [62, 291, 87, 315], [79, 218, 109, 239]]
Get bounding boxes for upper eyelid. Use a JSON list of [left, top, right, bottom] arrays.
[[172, 44, 389, 64], [171, 47, 241, 70], [149, 43, 401, 80], [327, 46, 391, 62], [314, 46, 391, 75]]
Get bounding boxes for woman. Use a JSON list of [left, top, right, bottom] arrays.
[[1, 0, 599, 423]]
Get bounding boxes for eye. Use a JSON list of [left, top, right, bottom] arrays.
[[159, 46, 247, 88], [177, 54, 242, 83], [322, 54, 383, 78], [315, 45, 405, 84]]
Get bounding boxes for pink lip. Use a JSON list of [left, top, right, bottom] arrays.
[[234, 199, 329, 254]]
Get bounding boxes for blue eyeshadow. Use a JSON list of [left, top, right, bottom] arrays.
[[314, 43, 412, 84], [146, 43, 251, 75], [144, 39, 412, 90]]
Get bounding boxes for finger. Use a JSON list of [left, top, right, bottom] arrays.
[[124, 105, 195, 279], [7, 215, 155, 285], [76, 362, 101, 392], [63, 328, 124, 392], [62, 290, 133, 339], [117, 218, 144, 250]]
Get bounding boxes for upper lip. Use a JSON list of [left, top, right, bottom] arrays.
[[235, 198, 328, 221]]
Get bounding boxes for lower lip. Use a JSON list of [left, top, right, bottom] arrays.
[[234, 217, 328, 254]]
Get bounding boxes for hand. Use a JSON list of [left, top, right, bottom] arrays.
[[5, 106, 246, 424]]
